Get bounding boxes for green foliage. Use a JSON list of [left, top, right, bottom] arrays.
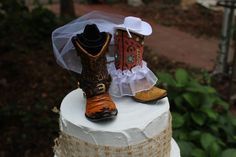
[[0, 0, 58, 52], [158, 69, 236, 157], [222, 149, 236, 157]]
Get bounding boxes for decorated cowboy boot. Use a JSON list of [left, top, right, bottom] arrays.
[[72, 24, 117, 121], [114, 28, 167, 102]]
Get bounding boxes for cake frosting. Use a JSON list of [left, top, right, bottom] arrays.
[[59, 89, 170, 146]]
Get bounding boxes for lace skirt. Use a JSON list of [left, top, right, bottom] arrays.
[[107, 61, 158, 97]]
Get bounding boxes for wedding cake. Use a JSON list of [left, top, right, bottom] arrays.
[[53, 89, 180, 157], [52, 11, 180, 157]]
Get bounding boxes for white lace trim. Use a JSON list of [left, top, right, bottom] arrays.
[[107, 61, 158, 97]]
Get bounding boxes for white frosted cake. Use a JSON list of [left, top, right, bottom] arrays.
[[54, 89, 180, 157]]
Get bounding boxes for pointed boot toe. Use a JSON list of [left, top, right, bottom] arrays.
[[133, 86, 167, 103]]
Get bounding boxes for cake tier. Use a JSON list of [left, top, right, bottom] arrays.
[[54, 89, 174, 157], [54, 138, 180, 157]]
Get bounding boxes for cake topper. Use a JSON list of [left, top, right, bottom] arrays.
[[107, 16, 167, 102], [52, 12, 167, 122], [71, 24, 118, 121]]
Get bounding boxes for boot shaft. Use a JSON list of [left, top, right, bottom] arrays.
[[72, 34, 111, 98], [80, 51, 109, 82], [114, 29, 145, 71]]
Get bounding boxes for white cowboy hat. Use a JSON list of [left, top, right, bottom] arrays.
[[115, 16, 152, 37]]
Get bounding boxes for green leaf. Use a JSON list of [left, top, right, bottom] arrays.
[[209, 143, 221, 157], [186, 80, 205, 93], [188, 85, 216, 95], [178, 133, 188, 141], [222, 149, 236, 157], [217, 139, 226, 147], [200, 133, 216, 150], [227, 113, 236, 127], [210, 125, 219, 134], [158, 72, 176, 86], [174, 96, 186, 110], [178, 141, 195, 157], [191, 112, 205, 126], [174, 96, 183, 106], [201, 107, 218, 120], [201, 95, 216, 107], [189, 131, 201, 141], [172, 112, 185, 128], [214, 98, 229, 110], [203, 86, 217, 94], [175, 68, 189, 86], [192, 148, 206, 157], [173, 129, 189, 140], [183, 93, 199, 108]]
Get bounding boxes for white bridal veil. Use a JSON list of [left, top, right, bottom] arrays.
[[52, 11, 124, 74]]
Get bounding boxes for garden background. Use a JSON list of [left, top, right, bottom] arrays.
[[0, 0, 236, 157]]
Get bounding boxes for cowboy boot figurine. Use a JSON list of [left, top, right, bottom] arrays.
[[71, 24, 118, 121], [108, 16, 167, 102]]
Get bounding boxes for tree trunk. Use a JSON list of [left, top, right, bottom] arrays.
[[229, 33, 236, 103], [127, 0, 143, 7], [60, 0, 75, 17], [181, 0, 196, 10]]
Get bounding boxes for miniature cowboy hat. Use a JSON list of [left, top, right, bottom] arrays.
[[76, 24, 109, 48], [115, 16, 152, 36]]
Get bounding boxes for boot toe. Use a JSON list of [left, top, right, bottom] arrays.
[[85, 93, 118, 121], [133, 86, 167, 103]]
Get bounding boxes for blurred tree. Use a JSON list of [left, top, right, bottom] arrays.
[[127, 0, 143, 7], [181, 0, 195, 9], [60, 0, 75, 17], [161, 0, 180, 5], [0, 0, 58, 51], [230, 44, 236, 103], [87, 0, 103, 3]]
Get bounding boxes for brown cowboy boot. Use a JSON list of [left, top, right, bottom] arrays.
[[72, 24, 117, 121]]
